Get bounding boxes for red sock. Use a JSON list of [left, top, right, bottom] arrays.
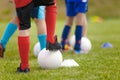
[[45, 1, 56, 44], [18, 36, 30, 70]]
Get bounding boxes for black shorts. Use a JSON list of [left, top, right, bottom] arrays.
[[16, 2, 34, 30]]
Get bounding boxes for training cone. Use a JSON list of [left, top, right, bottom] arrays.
[[101, 42, 113, 48]]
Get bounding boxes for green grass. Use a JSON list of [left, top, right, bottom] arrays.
[[0, 19, 120, 80]]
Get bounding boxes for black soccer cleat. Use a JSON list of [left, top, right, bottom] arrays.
[[46, 36, 62, 51], [0, 43, 5, 58], [17, 67, 30, 73]]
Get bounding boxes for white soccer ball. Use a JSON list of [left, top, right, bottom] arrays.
[[69, 35, 92, 53], [69, 35, 75, 47], [81, 37, 92, 53], [33, 42, 41, 57], [38, 48, 63, 69]]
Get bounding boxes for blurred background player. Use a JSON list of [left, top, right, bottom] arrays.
[[61, 0, 88, 54]]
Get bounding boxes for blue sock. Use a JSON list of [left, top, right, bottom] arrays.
[[74, 25, 82, 50], [37, 34, 46, 50], [0, 23, 17, 48], [61, 25, 71, 48]]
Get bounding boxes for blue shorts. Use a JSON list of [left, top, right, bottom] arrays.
[[66, 1, 88, 16], [31, 6, 45, 19]]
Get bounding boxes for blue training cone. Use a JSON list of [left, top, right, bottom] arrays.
[[101, 42, 113, 48]]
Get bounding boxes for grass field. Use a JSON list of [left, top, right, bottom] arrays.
[[0, 19, 120, 80]]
